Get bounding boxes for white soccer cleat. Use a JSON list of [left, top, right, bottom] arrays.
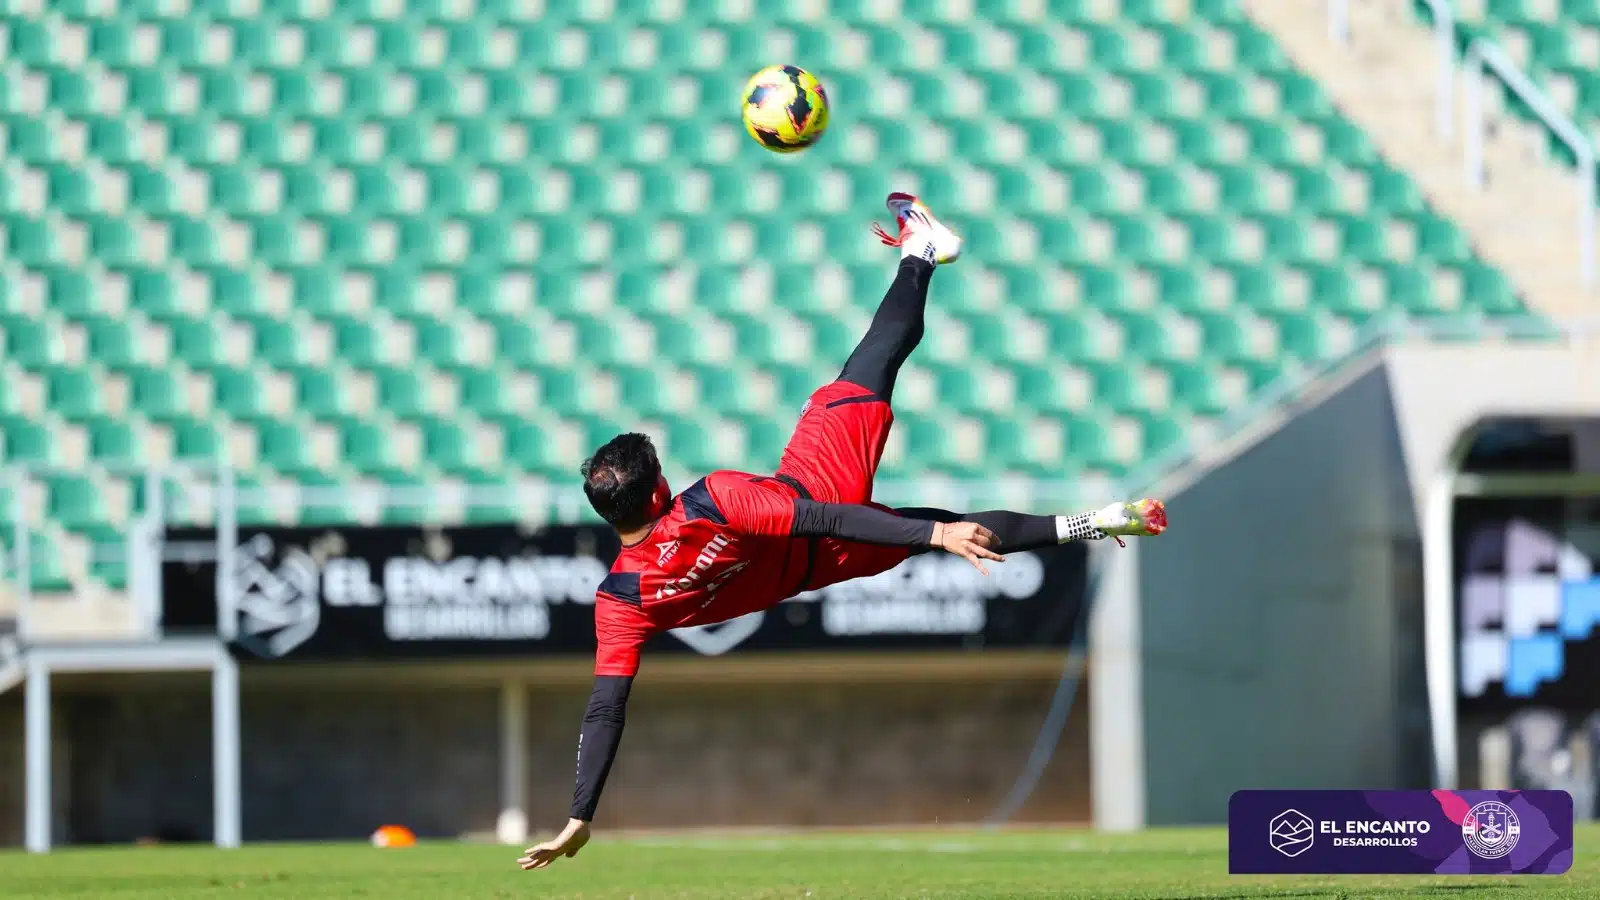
[[871, 192, 963, 265], [1089, 498, 1167, 538]]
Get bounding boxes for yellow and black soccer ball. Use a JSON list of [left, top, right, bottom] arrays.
[[741, 65, 830, 153]]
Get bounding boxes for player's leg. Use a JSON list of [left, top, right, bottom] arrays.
[[775, 194, 962, 504], [895, 499, 1168, 552], [804, 499, 1167, 592], [835, 193, 963, 401]]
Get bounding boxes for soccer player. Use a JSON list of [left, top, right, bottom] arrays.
[[518, 194, 1167, 870]]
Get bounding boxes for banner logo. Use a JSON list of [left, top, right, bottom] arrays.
[[1269, 809, 1315, 857], [1462, 800, 1520, 860], [233, 535, 321, 659]]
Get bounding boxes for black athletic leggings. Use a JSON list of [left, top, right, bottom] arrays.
[[837, 257, 933, 401]]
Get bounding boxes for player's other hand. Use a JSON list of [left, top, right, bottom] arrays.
[[518, 818, 592, 871], [931, 521, 1005, 575]]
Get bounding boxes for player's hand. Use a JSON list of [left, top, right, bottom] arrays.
[[931, 521, 1005, 575], [518, 818, 592, 870]]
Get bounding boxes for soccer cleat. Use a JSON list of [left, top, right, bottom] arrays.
[[871, 192, 963, 264], [1089, 499, 1167, 538]]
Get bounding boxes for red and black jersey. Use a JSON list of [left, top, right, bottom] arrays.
[[592, 471, 817, 677]]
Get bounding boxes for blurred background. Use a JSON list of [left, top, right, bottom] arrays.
[[2, 0, 1599, 851]]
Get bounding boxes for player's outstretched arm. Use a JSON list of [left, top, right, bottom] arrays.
[[707, 476, 1003, 572], [790, 500, 1005, 573], [519, 674, 633, 871]]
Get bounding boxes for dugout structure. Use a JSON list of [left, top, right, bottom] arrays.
[[1093, 325, 1600, 826]]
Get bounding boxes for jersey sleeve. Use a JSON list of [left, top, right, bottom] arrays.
[[593, 592, 652, 677], [706, 472, 796, 537]]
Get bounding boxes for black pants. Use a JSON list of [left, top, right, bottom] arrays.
[[836, 257, 933, 402]]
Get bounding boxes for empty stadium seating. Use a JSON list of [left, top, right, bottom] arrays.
[[0, 0, 1533, 591]]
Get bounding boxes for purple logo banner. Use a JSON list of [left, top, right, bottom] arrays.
[[1228, 790, 1572, 875]]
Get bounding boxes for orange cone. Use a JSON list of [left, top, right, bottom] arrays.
[[371, 824, 417, 848]]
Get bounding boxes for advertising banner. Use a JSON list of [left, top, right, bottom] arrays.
[[161, 524, 1088, 661], [1228, 789, 1573, 875]]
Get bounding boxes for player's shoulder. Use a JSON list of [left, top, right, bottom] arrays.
[[595, 555, 644, 607]]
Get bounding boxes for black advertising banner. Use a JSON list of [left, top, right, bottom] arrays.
[[161, 524, 1088, 662], [161, 524, 621, 661]]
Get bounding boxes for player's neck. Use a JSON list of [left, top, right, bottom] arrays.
[[616, 522, 656, 546]]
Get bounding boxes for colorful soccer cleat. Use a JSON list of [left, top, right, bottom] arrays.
[[871, 192, 963, 265], [1090, 499, 1168, 538]]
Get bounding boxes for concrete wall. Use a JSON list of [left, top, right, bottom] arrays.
[[0, 664, 1088, 844], [1137, 364, 1430, 824]]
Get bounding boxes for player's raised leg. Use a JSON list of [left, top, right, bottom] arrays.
[[775, 194, 963, 504], [837, 193, 964, 400]]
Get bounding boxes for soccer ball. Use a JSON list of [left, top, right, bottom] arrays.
[[741, 65, 830, 153]]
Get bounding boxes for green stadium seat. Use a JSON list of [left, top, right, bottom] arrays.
[[212, 367, 273, 418], [45, 365, 104, 421], [128, 366, 187, 419], [340, 419, 396, 474], [170, 416, 223, 460], [1, 416, 55, 465]]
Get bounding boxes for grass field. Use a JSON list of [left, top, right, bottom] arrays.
[[1, 826, 1591, 899]]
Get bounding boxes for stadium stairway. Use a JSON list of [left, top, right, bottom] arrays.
[[1246, 0, 1596, 319]]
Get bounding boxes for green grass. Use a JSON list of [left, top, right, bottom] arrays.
[[1, 826, 1592, 899]]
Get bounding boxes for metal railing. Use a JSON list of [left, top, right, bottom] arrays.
[[1329, 0, 1351, 45], [1419, 0, 1458, 139], [1463, 39, 1598, 289], [1328, 1, 1596, 288]]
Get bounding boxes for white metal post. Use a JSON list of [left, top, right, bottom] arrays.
[[1328, 0, 1349, 44], [1089, 539, 1146, 832], [12, 468, 31, 642], [217, 466, 239, 641], [212, 651, 242, 848], [1422, 0, 1455, 139], [24, 659, 51, 853], [1422, 470, 1458, 790], [1580, 144, 1597, 289], [1465, 52, 1485, 189], [498, 678, 529, 845], [127, 470, 163, 638]]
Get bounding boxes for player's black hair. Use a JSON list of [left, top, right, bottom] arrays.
[[580, 432, 663, 532]]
